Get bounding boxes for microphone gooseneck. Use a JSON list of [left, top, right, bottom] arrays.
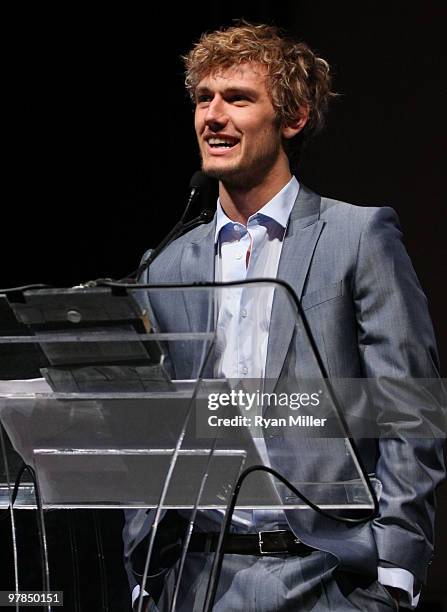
[[134, 172, 217, 282], [78, 172, 217, 287]]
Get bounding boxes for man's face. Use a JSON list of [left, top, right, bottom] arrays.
[[194, 63, 285, 187]]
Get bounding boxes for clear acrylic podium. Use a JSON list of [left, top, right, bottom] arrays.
[[0, 282, 379, 610]]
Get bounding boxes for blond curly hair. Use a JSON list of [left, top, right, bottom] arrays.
[[184, 22, 336, 158]]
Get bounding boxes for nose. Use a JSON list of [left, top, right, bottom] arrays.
[[204, 96, 228, 130]]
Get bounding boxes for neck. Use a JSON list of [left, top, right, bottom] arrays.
[[218, 162, 292, 225]]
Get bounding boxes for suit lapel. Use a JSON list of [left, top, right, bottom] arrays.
[[179, 221, 216, 377], [265, 185, 325, 382], [180, 222, 216, 286]]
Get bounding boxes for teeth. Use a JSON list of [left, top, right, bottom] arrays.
[[208, 137, 237, 147]]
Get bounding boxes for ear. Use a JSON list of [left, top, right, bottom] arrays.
[[281, 106, 309, 140]]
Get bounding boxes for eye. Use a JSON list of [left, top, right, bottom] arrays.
[[229, 95, 249, 104], [196, 94, 212, 105]]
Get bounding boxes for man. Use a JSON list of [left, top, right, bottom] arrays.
[[124, 22, 445, 610]]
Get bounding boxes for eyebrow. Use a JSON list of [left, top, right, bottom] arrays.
[[195, 85, 259, 98]]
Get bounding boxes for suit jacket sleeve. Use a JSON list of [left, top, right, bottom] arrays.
[[353, 206, 445, 584]]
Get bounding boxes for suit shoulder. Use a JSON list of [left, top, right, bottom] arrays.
[[319, 196, 399, 229]]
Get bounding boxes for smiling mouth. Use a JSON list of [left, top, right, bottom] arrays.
[[205, 136, 240, 152]]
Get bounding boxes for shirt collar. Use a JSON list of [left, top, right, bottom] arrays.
[[214, 176, 300, 243]]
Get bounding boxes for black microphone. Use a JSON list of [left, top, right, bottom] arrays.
[[134, 172, 217, 281], [181, 171, 212, 222]]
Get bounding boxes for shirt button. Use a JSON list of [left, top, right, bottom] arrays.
[[233, 224, 240, 231], [242, 366, 248, 375], [240, 309, 247, 318], [235, 252, 243, 260]]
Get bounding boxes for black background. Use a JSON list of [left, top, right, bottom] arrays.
[[3, 2, 446, 609]]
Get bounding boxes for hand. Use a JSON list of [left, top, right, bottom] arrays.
[[383, 585, 401, 610], [140, 596, 161, 612], [133, 597, 150, 612]]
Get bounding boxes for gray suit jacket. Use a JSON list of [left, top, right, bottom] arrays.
[[125, 185, 445, 589]]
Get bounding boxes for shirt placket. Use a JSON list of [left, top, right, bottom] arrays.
[[233, 226, 251, 378]]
